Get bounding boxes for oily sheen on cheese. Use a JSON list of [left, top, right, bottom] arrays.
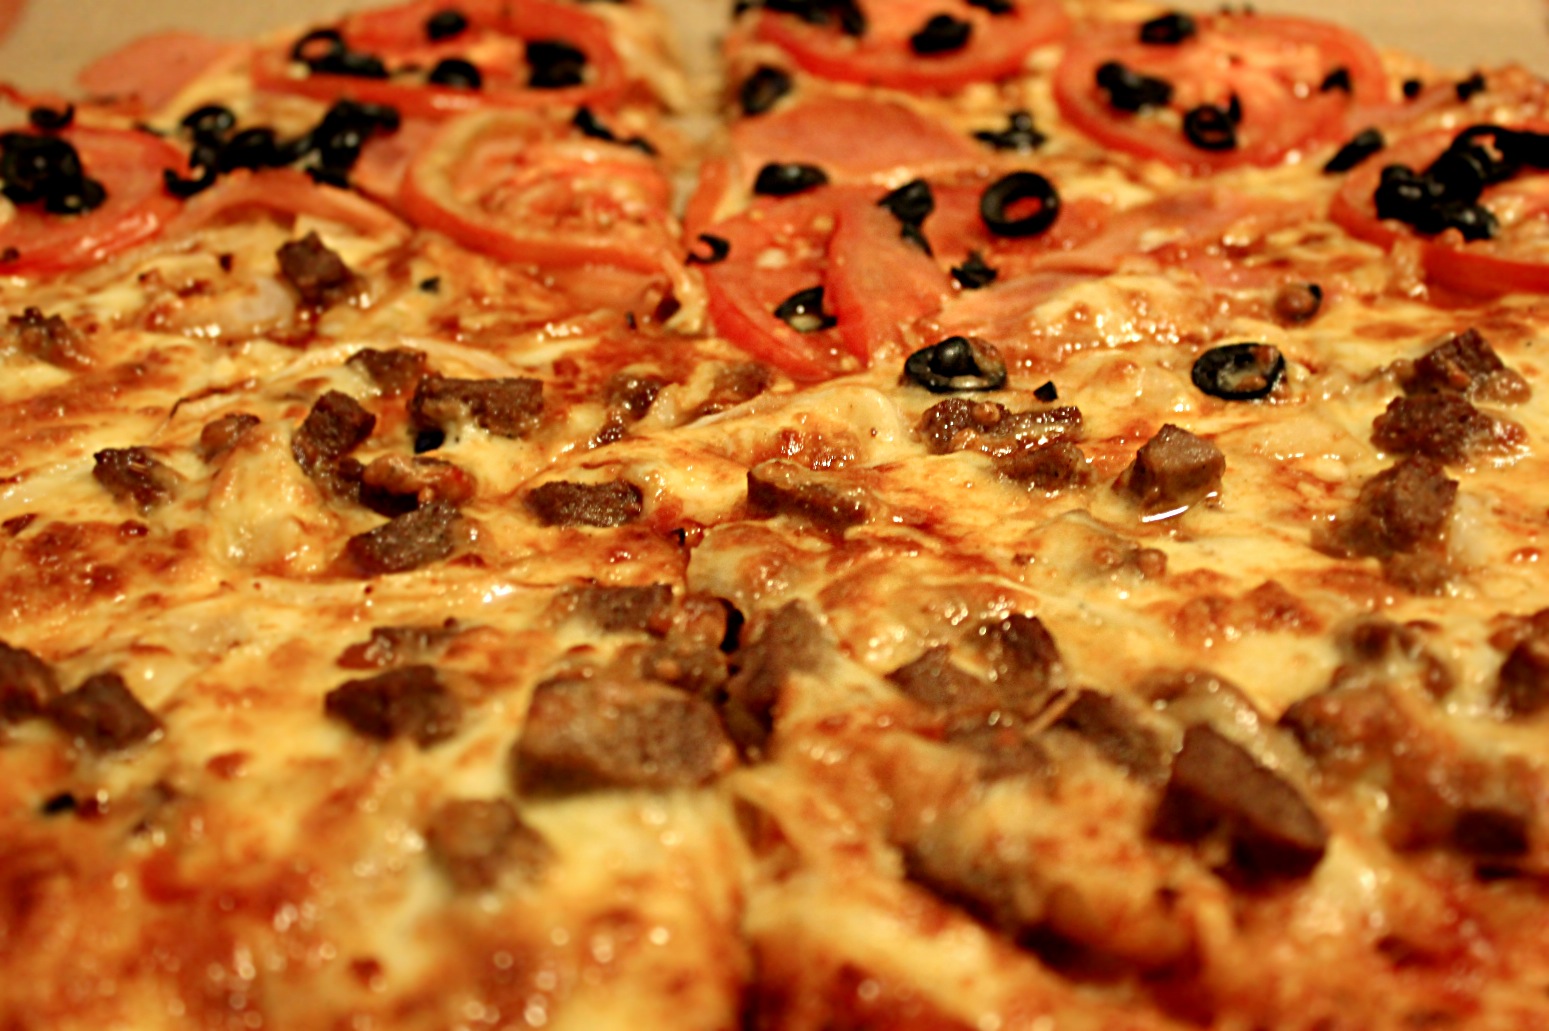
[[1, 1, 1549, 1030]]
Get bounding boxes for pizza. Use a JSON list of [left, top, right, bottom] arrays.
[[1, 0, 1548, 1027]]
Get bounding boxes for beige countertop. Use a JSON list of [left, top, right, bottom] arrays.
[[0, 0, 1544, 95]]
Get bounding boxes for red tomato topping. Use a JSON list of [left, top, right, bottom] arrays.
[[1054, 13, 1387, 173], [0, 128, 185, 277], [77, 31, 243, 114], [252, 0, 627, 119], [170, 168, 410, 240], [400, 110, 681, 277], [1330, 126, 1549, 296], [751, 0, 1068, 92]]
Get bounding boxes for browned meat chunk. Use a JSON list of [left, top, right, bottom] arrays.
[[1154, 724, 1327, 879], [513, 678, 733, 795], [526, 480, 643, 527], [605, 371, 666, 418], [918, 397, 1082, 457], [887, 646, 999, 713], [411, 375, 543, 439], [996, 440, 1089, 491], [1114, 424, 1225, 515], [723, 601, 825, 760], [344, 499, 463, 575], [637, 593, 734, 694], [1497, 633, 1549, 718], [0, 641, 59, 724], [977, 613, 1062, 704], [426, 798, 552, 891], [197, 412, 259, 461], [292, 391, 376, 492], [347, 347, 428, 397], [1055, 689, 1167, 783], [1320, 456, 1456, 559], [93, 447, 178, 512], [337, 622, 460, 670], [568, 583, 675, 633], [1341, 617, 1454, 699], [8, 307, 88, 368], [276, 230, 359, 307], [697, 361, 770, 416], [359, 454, 477, 507], [1271, 281, 1323, 324], [943, 717, 1052, 781], [1371, 393, 1522, 464], [46, 672, 161, 753], [747, 459, 869, 533], [1398, 328, 1529, 404], [324, 664, 460, 747]]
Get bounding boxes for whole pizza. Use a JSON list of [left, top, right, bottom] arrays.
[[1, 1, 1548, 1028]]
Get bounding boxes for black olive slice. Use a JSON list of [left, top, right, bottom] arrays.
[[1456, 71, 1485, 102], [740, 65, 793, 116], [28, 104, 74, 132], [40, 792, 77, 816], [951, 250, 998, 290], [1402, 78, 1423, 99], [1320, 66, 1351, 93], [878, 179, 934, 226], [1183, 104, 1237, 152], [774, 286, 837, 332], [980, 171, 1059, 239], [425, 8, 469, 41], [44, 177, 105, 216], [527, 39, 588, 89], [687, 233, 731, 265], [966, 0, 1014, 13], [294, 30, 389, 79], [1095, 61, 1173, 113], [216, 128, 286, 172], [163, 165, 218, 198], [1323, 127, 1383, 174], [1191, 343, 1286, 401], [1225, 92, 1242, 125], [414, 428, 447, 454], [1139, 11, 1195, 45], [1033, 380, 1058, 402], [910, 14, 972, 55], [758, 0, 865, 35], [904, 336, 1008, 393], [753, 162, 828, 196], [428, 57, 483, 89], [180, 104, 236, 142], [973, 110, 1045, 152], [291, 27, 346, 64]]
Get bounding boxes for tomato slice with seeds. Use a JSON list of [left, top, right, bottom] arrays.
[[750, 0, 1068, 92], [401, 109, 681, 278], [1054, 13, 1387, 173], [0, 128, 186, 277], [251, 0, 627, 119], [1330, 126, 1549, 296]]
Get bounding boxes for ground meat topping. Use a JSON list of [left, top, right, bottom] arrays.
[[886, 646, 1000, 713], [324, 664, 461, 747], [604, 371, 665, 419], [345, 498, 463, 575], [46, 672, 161, 753], [1271, 282, 1323, 325], [723, 601, 825, 761], [1497, 624, 1549, 718], [359, 454, 477, 509], [93, 447, 178, 513], [292, 391, 376, 492], [426, 798, 552, 892], [1371, 393, 1523, 464], [513, 677, 733, 795], [7, 307, 88, 368], [1153, 724, 1328, 879], [918, 397, 1082, 456], [197, 412, 260, 461], [1319, 456, 1456, 560], [337, 622, 460, 669], [942, 717, 1052, 781], [276, 230, 359, 307], [747, 459, 869, 533], [995, 440, 1090, 491], [1114, 424, 1225, 516], [347, 347, 428, 397], [1054, 689, 1168, 783], [977, 613, 1062, 703], [411, 374, 544, 439], [1397, 328, 1530, 404], [0, 640, 59, 724], [696, 361, 771, 416], [566, 583, 675, 633], [526, 480, 643, 528]]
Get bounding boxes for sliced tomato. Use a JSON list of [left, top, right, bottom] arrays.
[[251, 0, 626, 119], [751, 0, 1068, 92], [1330, 126, 1549, 296], [1054, 13, 1387, 173], [78, 31, 244, 114], [401, 109, 680, 277], [0, 128, 186, 277], [170, 168, 409, 240]]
